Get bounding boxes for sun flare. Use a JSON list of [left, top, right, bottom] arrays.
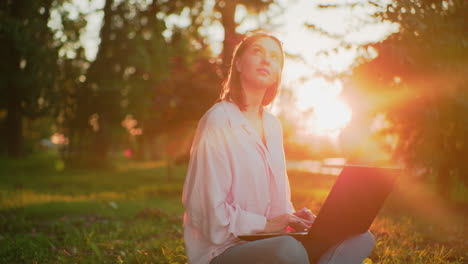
[[294, 78, 352, 137]]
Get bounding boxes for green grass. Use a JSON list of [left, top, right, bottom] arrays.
[[0, 152, 186, 263], [0, 152, 467, 263]]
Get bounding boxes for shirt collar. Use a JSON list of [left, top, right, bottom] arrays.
[[220, 100, 271, 128], [220, 100, 274, 143], [220, 100, 249, 128]]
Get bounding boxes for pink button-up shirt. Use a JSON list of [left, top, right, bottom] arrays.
[[182, 100, 295, 264]]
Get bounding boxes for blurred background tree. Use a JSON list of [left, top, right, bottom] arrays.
[[341, 0, 468, 198], [215, 0, 276, 75], [303, 0, 467, 198], [1, 0, 279, 168], [54, 0, 221, 168], [49, 0, 280, 169], [0, 0, 59, 157], [63, 0, 202, 168]]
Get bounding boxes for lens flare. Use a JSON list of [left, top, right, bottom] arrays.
[[294, 78, 352, 137]]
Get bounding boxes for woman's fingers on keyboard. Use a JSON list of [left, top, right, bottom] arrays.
[[289, 215, 312, 231]]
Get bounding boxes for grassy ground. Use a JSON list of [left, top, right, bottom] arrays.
[[0, 152, 466, 263]]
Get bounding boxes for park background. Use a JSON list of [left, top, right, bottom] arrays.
[[1, 0, 467, 263]]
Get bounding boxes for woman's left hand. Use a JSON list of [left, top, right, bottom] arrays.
[[293, 207, 316, 223]]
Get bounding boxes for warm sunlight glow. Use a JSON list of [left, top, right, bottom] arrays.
[[313, 99, 352, 133], [295, 78, 352, 138]]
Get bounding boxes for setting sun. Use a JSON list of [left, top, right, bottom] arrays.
[[294, 78, 352, 137]]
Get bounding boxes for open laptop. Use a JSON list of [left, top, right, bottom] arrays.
[[238, 165, 399, 263]]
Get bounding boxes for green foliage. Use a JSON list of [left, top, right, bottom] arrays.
[[1, 0, 281, 163], [0, 0, 61, 156], [0, 0, 59, 115], [55, 0, 221, 167], [348, 0, 468, 197]]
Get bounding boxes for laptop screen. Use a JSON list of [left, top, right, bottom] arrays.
[[303, 165, 398, 263]]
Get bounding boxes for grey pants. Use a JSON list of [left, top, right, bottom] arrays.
[[210, 232, 375, 264]]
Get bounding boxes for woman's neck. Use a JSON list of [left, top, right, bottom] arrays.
[[241, 80, 266, 119]]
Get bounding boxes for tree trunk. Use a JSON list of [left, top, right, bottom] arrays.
[[93, 116, 110, 167], [69, 0, 114, 168], [4, 1, 23, 158], [219, 0, 239, 77], [6, 87, 23, 158]]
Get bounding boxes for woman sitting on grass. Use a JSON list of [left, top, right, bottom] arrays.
[[182, 31, 375, 264]]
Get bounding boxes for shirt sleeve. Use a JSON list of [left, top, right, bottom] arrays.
[[284, 171, 295, 214], [277, 117, 295, 214], [182, 122, 267, 245]]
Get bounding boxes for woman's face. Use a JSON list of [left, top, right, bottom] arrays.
[[235, 37, 283, 89]]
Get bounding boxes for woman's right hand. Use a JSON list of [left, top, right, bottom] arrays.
[[263, 213, 313, 233]]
